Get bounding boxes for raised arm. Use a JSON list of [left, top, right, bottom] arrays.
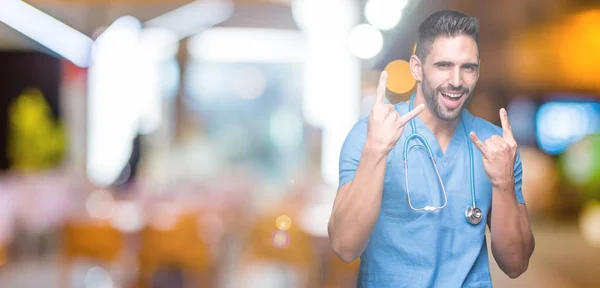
[[470, 109, 535, 278], [328, 72, 424, 263]]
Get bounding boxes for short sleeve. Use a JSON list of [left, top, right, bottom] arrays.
[[514, 149, 526, 204], [338, 119, 368, 189]]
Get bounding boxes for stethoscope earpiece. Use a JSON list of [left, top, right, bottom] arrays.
[[465, 206, 483, 225]]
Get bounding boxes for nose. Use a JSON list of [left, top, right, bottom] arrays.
[[449, 67, 463, 88]]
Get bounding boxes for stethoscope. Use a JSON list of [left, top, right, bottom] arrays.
[[403, 93, 482, 225]]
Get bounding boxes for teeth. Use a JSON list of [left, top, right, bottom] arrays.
[[442, 92, 462, 98]]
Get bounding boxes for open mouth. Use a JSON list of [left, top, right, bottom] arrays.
[[440, 91, 465, 109]]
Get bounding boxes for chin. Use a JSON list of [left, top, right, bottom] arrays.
[[435, 101, 463, 121]]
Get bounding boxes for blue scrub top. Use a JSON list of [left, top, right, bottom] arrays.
[[338, 101, 525, 288]]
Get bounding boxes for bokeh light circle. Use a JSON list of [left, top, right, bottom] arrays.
[[384, 60, 415, 94]]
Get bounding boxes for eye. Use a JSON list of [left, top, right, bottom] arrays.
[[463, 65, 477, 72]]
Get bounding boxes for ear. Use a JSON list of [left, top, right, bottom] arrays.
[[409, 54, 423, 82]]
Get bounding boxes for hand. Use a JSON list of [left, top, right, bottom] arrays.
[[366, 71, 425, 154], [469, 108, 518, 187]]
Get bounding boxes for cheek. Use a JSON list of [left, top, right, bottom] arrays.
[[463, 72, 479, 88], [424, 71, 447, 89]]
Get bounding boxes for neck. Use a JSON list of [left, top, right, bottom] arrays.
[[411, 88, 460, 142]]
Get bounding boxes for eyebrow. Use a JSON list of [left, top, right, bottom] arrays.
[[433, 61, 479, 69]]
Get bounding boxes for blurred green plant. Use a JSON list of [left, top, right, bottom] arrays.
[[560, 133, 600, 202], [7, 88, 66, 171]]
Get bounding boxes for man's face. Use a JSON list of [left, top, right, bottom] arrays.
[[420, 35, 479, 121]]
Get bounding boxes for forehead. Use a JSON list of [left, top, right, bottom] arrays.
[[426, 35, 479, 64]]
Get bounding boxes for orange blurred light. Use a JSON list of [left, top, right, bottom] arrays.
[[384, 60, 415, 94], [276, 215, 292, 231]]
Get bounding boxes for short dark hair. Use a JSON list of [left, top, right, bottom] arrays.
[[415, 10, 480, 63]]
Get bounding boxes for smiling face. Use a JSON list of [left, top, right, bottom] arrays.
[[416, 35, 480, 121]]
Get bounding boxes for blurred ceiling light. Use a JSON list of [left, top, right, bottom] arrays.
[[145, 0, 233, 40], [137, 27, 179, 62], [188, 28, 306, 63], [365, 0, 407, 30], [87, 16, 142, 186], [292, 0, 360, 187], [0, 0, 93, 67], [384, 59, 415, 94], [348, 24, 383, 59]]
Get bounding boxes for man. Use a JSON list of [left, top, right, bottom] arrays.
[[328, 10, 535, 287]]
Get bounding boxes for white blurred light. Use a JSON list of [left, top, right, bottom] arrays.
[[86, 189, 115, 220], [0, 0, 93, 67], [188, 28, 306, 63], [365, 0, 407, 30], [88, 17, 176, 184], [348, 24, 383, 59], [110, 201, 144, 233], [241, 262, 300, 288], [137, 28, 179, 62], [87, 16, 142, 186], [135, 28, 178, 134], [298, 203, 333, 238], [145, 0, 234, 40], [84, 266, 114, 288], [293, 0, 361, 187], [536, 102, 600, 155]]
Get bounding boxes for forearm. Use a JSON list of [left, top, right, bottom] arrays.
[[490, 182, 534, 278], [328, 142, 388, 263]]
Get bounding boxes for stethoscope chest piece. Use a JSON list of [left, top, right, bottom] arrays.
[[465, 206, 483, 225]]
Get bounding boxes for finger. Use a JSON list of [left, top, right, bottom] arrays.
[[374, 71, 388, 106], [398, 104, 425, 125], [491, 135, 507, 148], [389, 111, 399, 122], [384, 104, 395, 114], [499, 108, 515, 142], [469, 132, 488, 156], [485, 139, 499, 153]]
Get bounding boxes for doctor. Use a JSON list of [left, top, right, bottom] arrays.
[[328, 10, 535, 287]]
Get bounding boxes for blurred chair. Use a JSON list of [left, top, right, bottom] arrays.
[[136, 210, 217, 288], [322, 251, 360, 288], [237, 210, 319, 288], [60, 220, 126, 287]]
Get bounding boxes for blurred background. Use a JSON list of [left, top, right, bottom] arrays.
[[0, 0, 599, 287]]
